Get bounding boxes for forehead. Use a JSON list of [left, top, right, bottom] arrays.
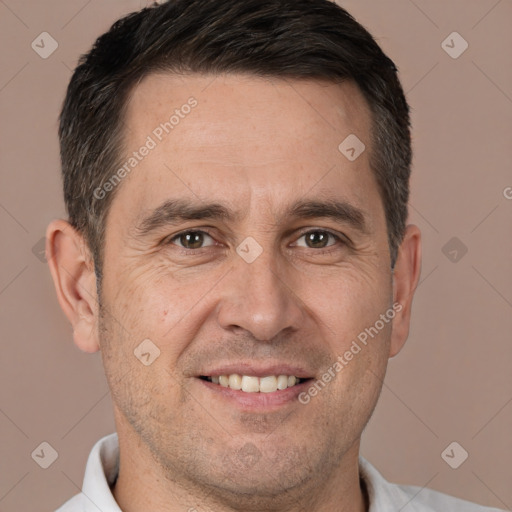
[[111, 72, 379, 229], [124, 72, 372, 159]]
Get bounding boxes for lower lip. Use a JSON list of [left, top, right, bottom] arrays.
[[197, 378, 312, 411]]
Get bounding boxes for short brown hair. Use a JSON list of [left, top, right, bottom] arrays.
[[59, 0, 411, 277]]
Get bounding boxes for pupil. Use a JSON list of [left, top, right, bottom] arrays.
[[307, 232, 327, 248], [182, 232, 203, 249]]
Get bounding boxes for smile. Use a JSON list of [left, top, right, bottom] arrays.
[[200, 374, 303, 393]]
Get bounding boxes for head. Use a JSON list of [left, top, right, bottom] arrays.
[[47, 0, 421, 509]]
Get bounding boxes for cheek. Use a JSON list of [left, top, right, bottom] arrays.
[[302, 265, 392, 348], [98, 271, 191, 421], [102, 261, 221, 359]]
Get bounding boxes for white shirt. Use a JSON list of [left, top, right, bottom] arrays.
[[56, 433, 505, 512]]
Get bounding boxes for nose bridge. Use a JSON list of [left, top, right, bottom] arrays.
[[244, 249, 285, 304], [217, 247, 303, 341]]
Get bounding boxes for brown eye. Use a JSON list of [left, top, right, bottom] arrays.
[[306, 231, 329, 248], [295, 230, 339, 249], [171, 231, 214, 249]]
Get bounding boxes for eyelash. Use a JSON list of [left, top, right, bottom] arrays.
[[167, 228, 347, 253]]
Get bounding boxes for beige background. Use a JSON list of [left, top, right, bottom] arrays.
[[1, 0, 511, 510]]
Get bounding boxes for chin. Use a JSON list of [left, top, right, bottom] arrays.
[[170, 439, 326, 509], [195, 467, 316, 511]]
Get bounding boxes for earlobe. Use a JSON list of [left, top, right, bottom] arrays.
[[46, 220, 100, 353], [389, 224, 422, 358]]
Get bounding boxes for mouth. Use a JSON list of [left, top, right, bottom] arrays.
[[199, 374, 308, 393], [194, 363, 316, 411], [197, 373, 313, 411]]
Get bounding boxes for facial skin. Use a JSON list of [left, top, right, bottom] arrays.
[[47, 73, 421, 512]]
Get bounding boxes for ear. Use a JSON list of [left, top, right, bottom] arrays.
[[46, 219, 100, 353], [389, 224, 422, 358]]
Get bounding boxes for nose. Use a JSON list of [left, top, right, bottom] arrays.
[[216, 250, 305, 342]]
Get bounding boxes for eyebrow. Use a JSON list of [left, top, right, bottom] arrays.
[[135, 199, 237, 237], [288, 199, 368, 233], [134, 197, 368, 237]]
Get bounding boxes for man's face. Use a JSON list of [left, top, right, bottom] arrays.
[[99, 73, 396, 500]]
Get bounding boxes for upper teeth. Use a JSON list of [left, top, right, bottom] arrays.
[[208, 374, 299, 393]]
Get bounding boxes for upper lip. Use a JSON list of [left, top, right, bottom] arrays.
[[196, 362, 315, 379]]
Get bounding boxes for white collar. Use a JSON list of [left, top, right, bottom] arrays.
[[56, 433, 503, 512]]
